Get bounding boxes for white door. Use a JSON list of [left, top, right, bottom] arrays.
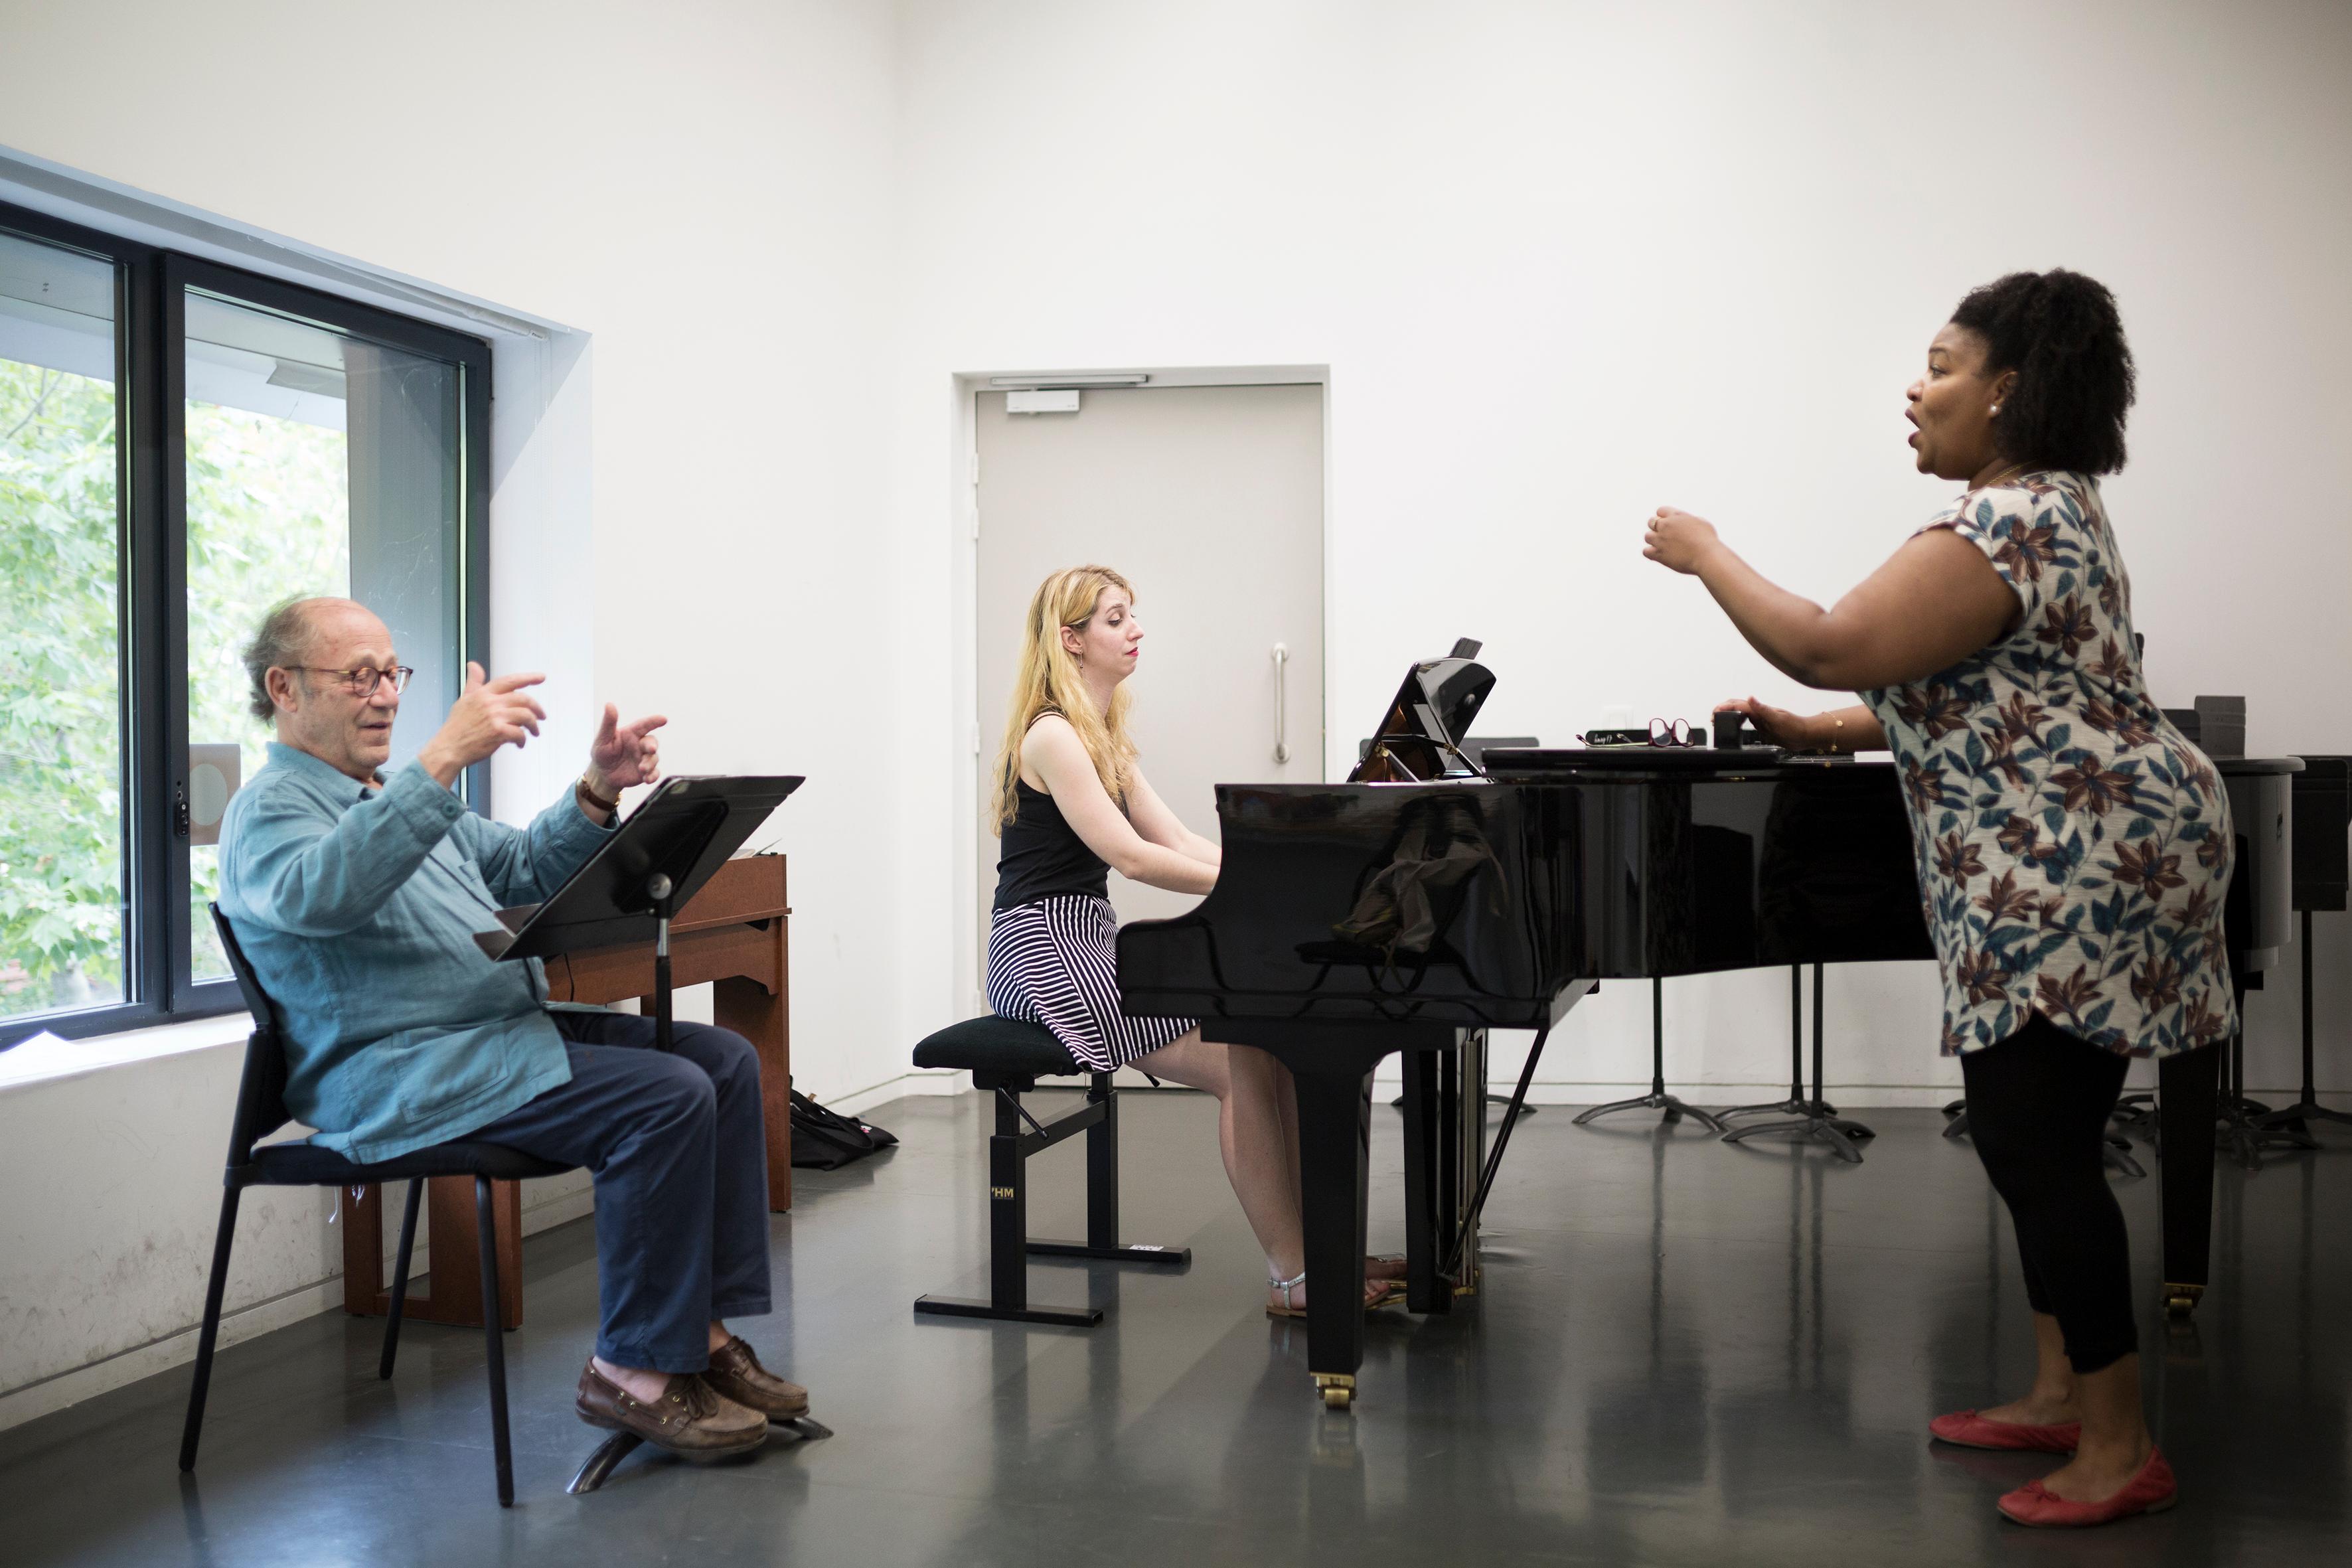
[[975, 381, 1324, 933]]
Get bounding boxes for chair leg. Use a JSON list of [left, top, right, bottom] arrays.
[[178, 1188, 245, 1472], [379, 1178, 424, 1380], [476, 1176, 515, 1508]]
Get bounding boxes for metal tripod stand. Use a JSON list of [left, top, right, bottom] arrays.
[[1721, 965, 1875, 1162], [2255, 911, 2351, 1146], [1573, 976, 1723, 1133], [1719, 967, 1836, 1124]]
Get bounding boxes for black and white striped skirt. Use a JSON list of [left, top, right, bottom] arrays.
[[986, 895, 1196, 1073]]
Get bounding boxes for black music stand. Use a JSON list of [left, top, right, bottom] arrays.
[[475, 775, 802, 1053], [1720, 965, 1875, 1163], [2257, 909, 2352, 1144], [474, 774, 818, 1493], [2257, 755, 2352, 1146], [1719, 968, 1818, 1125], [1573, 977, 1724, 1134]]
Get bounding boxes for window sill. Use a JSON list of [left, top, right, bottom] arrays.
[[0, 1011, 253, 1095]]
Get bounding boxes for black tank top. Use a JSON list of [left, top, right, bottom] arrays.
[[994, 779, 1110, 909]]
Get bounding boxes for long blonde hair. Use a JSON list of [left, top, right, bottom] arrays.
[[993, 565, 1138, 832]]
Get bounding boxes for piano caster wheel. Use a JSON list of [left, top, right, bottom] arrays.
[[2163, 1283, 2203, 1319], [1315, 1374, 1356, 1410]]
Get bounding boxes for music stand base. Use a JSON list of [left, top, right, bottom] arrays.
[[566, 1412, 832, 1496], [1721, 1107, 1875, 1164], [1717, 1096, 1810, 1123], [2256, 1100, 2352, 1140], [1573, 1091, 1725, 1134]]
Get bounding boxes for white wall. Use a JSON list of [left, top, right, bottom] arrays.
[[0, 0, 903, 1425], [883, 0, 2352, 1100], [5, 0, 2350, 1427]]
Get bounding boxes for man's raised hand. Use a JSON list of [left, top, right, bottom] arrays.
[[587, 703, 668, 794], [418, 663, 548, 786]]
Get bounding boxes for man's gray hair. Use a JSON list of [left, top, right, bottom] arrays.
[[243, 597, 325, 722]]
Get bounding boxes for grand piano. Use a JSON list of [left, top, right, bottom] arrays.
[[1117, 645, 2298, 1407]]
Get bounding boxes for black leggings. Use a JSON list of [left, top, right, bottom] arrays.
[[1960, 1014, 2136, 1375]]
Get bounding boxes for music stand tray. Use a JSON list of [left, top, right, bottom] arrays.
[[475, 774, 803, 1050]]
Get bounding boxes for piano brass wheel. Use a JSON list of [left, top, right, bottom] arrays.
[[2163, 1283, 2204, 1318], [1314, 1373, 1356, 1410]]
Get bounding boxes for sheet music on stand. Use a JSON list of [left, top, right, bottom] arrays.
[[475, 774, 803, 1050]]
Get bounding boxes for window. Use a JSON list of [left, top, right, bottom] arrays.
[[0, 204, 489, 1042]]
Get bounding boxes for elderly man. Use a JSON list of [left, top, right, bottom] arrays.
[[218, 595, 803, 1461]]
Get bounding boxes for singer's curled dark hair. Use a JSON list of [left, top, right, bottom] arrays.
[[1949, 269, 2135, 475]]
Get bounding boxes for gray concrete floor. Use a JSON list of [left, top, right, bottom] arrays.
[[5, 1091, 2349, 1567]]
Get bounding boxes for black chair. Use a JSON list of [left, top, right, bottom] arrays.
[[181, 905, 574, 1507], [909, 1016, 1190, 1326]]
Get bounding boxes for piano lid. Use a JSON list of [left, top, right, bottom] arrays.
[[1352, 637, 1494, 783]]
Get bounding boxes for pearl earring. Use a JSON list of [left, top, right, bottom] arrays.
[[1990, 404, 2001, 416]]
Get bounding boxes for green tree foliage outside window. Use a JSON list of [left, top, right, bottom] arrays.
[[185, 400, 349, 982], [1, 354, 349, 1017], [0, 361, 122, 1016]]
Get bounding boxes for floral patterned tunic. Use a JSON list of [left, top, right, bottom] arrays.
[[1861, 471, 2235, 1059]]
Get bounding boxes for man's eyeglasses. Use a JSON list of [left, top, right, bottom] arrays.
[[295, 665, 414, 698]]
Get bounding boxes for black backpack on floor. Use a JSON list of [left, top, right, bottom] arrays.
[[788, 1089, 898, 1170]]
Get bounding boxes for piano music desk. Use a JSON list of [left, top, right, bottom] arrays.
[[339, 856, 792, 1329]]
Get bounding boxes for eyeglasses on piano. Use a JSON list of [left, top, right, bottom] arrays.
[[1647, 717, 1702, 747], [1575, 718, 1707, 749]]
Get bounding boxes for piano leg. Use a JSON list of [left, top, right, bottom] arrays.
[[2158, 1042, 2223, 1317], [1398, 1044, 1458, 1316], [1451, 1028, 1486, 1296], [1265, 1040, 1392, 1408]]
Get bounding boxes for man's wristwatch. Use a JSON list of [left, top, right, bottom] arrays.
[[576, 773, 620, 815]]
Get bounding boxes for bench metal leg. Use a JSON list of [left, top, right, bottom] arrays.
[[1029, 1073, 1192, 1267], [917, 1088, 1101, 1326]]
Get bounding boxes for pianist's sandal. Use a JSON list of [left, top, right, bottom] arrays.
[[1267, 1270, 1408, 1318], [1368, 1254, 1407, 1281]]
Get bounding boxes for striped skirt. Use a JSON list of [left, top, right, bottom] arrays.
[[986, 895, 1196, 1073]]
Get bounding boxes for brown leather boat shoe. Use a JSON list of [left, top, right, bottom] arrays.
[[702, 1335, 810, 1421], [575, 1360, 767, 1459]]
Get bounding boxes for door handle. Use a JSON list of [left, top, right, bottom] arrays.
[[1271, 643, 1290, 765]]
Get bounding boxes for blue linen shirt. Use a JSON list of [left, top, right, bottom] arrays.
[[217, 743, 616, 1164]]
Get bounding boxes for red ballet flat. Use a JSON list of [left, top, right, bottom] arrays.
[[1998, 1448, 2177, 1528], [1928, 1408, 2081, 1452]]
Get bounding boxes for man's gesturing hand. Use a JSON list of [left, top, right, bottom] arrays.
[[418, 663, 548, 787], [586, 704, 668, 796]]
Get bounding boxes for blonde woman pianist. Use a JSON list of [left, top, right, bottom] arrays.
[[986, 564, 1403, 1316]]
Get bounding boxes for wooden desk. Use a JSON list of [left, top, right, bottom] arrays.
[[341, 856, 791, 1328]]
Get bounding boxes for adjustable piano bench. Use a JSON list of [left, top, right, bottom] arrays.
[[909, 1016, 1190, 1327]]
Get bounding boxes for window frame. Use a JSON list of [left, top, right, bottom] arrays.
[[0, 199, 491, 1044]]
